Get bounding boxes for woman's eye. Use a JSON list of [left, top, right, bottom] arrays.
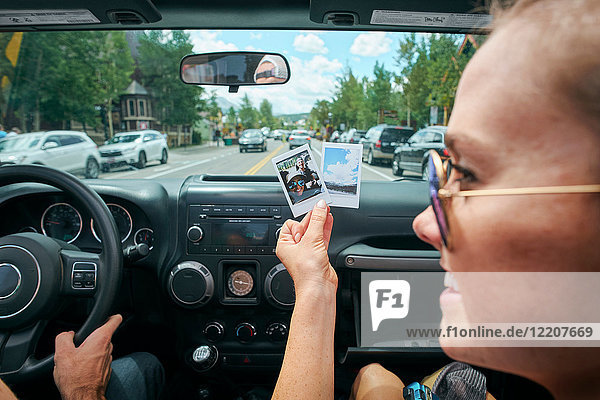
[[448, 161, 477, 188]]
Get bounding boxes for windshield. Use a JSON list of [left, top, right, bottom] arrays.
[[242, 131, 262, 138], [0, 135, 41, 152], [0, 30, 484, 180], [108, 135, 141, 144]]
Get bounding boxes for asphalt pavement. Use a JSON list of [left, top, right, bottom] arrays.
[[98, 139, 402, 181]]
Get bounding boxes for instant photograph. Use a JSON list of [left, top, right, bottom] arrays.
[[321, 142, 362, 208], [272, 144, 331, 217]]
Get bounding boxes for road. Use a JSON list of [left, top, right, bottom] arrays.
[[98, 139, 403, 181]]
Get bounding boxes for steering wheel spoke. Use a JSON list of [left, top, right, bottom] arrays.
[[0, 320, 48, 376], [60, 250, 100, 297]]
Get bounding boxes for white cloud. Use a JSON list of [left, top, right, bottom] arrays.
[[250, 33, 262, 40], [350, 32, 392, 57], [324, 149, 360, 186], [190, 31, 238, 53], [293, 34, 328, 54]]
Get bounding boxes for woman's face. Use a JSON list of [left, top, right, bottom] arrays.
[[412, 20, 600, 382]]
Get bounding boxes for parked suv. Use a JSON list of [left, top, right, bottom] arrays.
[[361, 124, 414, 165], [99, 129, 168, 171], [392, 126, 449, 178], [0, 130, 101, 178]]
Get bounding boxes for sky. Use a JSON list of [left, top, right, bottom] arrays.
[[323, 147, 360, 186], [186, 30, 420, 115]]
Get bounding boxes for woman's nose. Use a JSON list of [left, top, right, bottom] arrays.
[[412, 205, 443, 251]]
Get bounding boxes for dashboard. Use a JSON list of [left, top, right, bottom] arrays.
[[0, 175, 443, 375]]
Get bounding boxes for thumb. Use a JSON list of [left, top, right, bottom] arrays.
[[303, 200, 329, 242], [55, 331, 76, 354]]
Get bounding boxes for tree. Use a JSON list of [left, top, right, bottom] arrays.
[[330, 67, 363, 130], [226, 106, 237, 133], [238, 93, 258, 128], [94, 32, 134, 137], [138, 31, 203, 129], [259, 99, 275, 128]]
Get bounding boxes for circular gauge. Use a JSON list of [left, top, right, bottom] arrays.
[[18, 226, 38, 233], [134, 228, 154, 250], [227, 270, 254, 297], [41, 203, 82, 243], [92, 203, 132, 243]]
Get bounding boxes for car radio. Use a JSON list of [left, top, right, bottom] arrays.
[[186, 205, 292, 255]]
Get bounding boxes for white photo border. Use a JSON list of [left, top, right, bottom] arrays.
[[320, 142, 362, 209]]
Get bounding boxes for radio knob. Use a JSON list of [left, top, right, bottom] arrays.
[[275, 227, 282, 241], [187, 226, 204, 242], [235, 322, 256, 343]]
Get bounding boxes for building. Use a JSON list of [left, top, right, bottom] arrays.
[[120, 80, 155, 131]]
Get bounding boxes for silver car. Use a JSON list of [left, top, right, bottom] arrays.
[[0, 131, 102, 178], [288, 130, 311, 150]]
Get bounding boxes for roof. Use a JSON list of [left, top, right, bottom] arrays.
[[123, 81, 148, 96]]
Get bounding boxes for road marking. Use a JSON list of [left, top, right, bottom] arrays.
[[313, 145, 394, 181], [244, 143, 285, 175], [144, 151, 235, 179]]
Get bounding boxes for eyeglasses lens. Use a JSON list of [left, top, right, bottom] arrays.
[[427, 156, 449, 246]]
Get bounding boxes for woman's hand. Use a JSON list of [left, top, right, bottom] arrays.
[[276, 199, 336, 293]]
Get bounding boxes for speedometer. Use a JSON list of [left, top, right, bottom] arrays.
[[41, 203, 82, 243], [91, 203, 133, 243]]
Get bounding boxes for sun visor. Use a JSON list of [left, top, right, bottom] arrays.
[[309, 0, 492, 31], [0, 0, 161, 28]]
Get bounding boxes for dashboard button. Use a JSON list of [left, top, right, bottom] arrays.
[[246, 206, 258, 214], [200, 206, 212, 213], [209, 246, 222, 254], [270, 206, 281, 215], [234, 246, 245, 254], [212, 206, 224, 215], [223, 206, 235, 214], [234, 206, 246, 214], [222, 246, 233, 254], [246, 247, 257, 254], [257, 207, 269, 215]]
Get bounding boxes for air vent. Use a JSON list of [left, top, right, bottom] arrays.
[[107, 10, 147, 25]]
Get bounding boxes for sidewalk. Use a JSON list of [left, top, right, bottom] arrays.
[[170, 141, 227, 154]]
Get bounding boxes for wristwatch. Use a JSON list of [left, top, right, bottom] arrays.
[[402, 382, 440, 400]]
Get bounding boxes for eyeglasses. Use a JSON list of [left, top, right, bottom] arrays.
[[288, 179, 304, 190], [427, 150, 600, 249], [255, 69, 276, 80]]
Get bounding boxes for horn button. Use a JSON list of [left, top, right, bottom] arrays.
[[0, 233, 62, 329]]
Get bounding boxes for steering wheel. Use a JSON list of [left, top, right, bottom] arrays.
[[0, 164, 122, 382]]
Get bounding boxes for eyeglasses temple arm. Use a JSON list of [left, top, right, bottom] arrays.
[[439, 184, 600, 198]]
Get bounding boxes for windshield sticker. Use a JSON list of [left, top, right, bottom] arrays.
[[370, 10, 492, 29], [0, 10, 100, 26]]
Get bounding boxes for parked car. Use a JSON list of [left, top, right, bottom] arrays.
[[0, 130, 101, 178], [330, 130, 341, 142], [288, 130, 311, 149], [392, 126, 449, 178], [239, 129, 267, 152], [99, 129, 168, 171], [339, 130, 352, 142], [349, 129, 366, 143], [361, 124, 414, 165]]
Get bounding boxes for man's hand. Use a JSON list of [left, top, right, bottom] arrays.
[[275, 200, 336, 294], [53, 314, 122, 400]]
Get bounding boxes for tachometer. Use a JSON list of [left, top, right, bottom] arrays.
[[41, 203, 82, 243], [92, 203, 133, 243], [134, 228, 154, 250]]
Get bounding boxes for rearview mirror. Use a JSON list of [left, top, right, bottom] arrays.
[[180, 52, 290, 92]]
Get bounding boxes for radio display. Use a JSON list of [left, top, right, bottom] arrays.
[[212, 223, 270, 246]]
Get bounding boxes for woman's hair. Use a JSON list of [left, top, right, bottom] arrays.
[[488, 0, 600, 131]]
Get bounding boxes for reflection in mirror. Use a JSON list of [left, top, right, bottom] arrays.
[[180, 52, 289, 86]]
